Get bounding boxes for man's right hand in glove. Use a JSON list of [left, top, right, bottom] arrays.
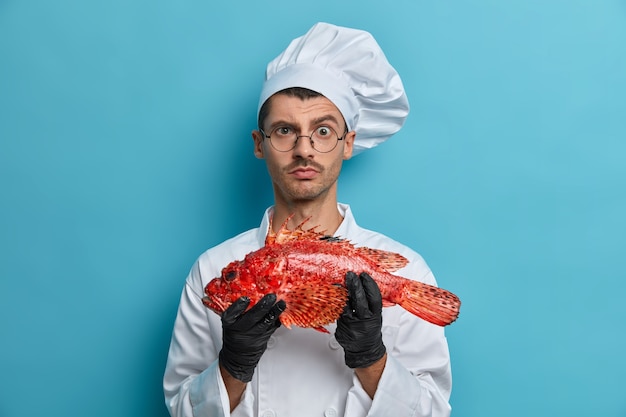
[[220, 293, 286, 382], [219, 293, 285, 410]]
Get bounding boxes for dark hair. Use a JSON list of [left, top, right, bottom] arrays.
[[257, 87, 322, 130]]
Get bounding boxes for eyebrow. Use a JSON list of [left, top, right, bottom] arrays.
[[311, 115, 341, 126], [268, 114, 343, 131]]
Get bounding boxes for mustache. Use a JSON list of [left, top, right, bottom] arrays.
[[285, 160, 324, 172]]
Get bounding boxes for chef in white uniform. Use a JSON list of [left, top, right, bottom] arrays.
[[164, 22, 454, 417]]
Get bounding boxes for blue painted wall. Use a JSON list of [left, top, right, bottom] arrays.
[[1, 1, 625, 416]]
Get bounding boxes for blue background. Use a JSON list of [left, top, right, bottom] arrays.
[[1, 1, 625, 416]]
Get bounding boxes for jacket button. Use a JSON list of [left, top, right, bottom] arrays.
[[328, 337, 341, 350], [324, 408, 337, 417]]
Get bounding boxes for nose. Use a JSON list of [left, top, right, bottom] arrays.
[[292, 134, 315, 158]]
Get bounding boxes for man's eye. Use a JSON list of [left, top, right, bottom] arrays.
[[316, 126, 332, 137], [275, 127, 293, 136]]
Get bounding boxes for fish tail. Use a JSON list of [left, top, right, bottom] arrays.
[[398, 280, 461, 326]]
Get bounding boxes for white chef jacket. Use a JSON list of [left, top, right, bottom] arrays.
[[164, 204, 452, 417]]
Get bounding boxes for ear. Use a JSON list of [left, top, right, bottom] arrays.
[[252, 130, 265, 159], [342, 131, 356, 160]]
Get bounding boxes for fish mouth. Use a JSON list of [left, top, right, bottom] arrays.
[[202, 296, 227, 315]]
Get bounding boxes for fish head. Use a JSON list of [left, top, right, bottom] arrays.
[[201, 259, 265, 315]]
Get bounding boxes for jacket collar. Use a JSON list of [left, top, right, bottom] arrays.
[[256, 203, 357, 247]]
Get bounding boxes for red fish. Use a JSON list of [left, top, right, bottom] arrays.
[[202, 217, 461, 332]]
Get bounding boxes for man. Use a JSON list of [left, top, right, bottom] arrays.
[[164, 22, 453, 416]]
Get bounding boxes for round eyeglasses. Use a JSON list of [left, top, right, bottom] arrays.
[[259, 125, 348, 153]]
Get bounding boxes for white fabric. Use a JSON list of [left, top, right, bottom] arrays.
[[258, 22, 410, 155], [163, 204, 452, 417]]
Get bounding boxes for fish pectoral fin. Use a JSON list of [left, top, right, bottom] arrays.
[[279, 283, 348, 330]]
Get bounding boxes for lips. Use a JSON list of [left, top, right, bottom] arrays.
[[290, 167, 319, 179]]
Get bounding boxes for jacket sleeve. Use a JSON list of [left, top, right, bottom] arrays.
[[344, 261, 453, 417], [163, 261, 233, 417]]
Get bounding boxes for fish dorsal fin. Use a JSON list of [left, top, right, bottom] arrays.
[[266, 214, 326, 245], [355, 247, 409, 272], [266, 215, 408, 272]]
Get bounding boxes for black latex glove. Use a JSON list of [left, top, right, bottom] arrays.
[[335, 271, 386, 369], [219, 293, 286, 382]]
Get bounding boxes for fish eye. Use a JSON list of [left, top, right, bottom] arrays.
[[224, 270, 237, 282]]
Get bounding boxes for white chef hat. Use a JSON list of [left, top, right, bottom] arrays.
[[258, 22, 409, 155]]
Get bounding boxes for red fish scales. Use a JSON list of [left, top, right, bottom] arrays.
[[202, 217, 461, 332]]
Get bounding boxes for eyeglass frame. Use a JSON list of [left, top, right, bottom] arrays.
[[258, 124, 349, 153]]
